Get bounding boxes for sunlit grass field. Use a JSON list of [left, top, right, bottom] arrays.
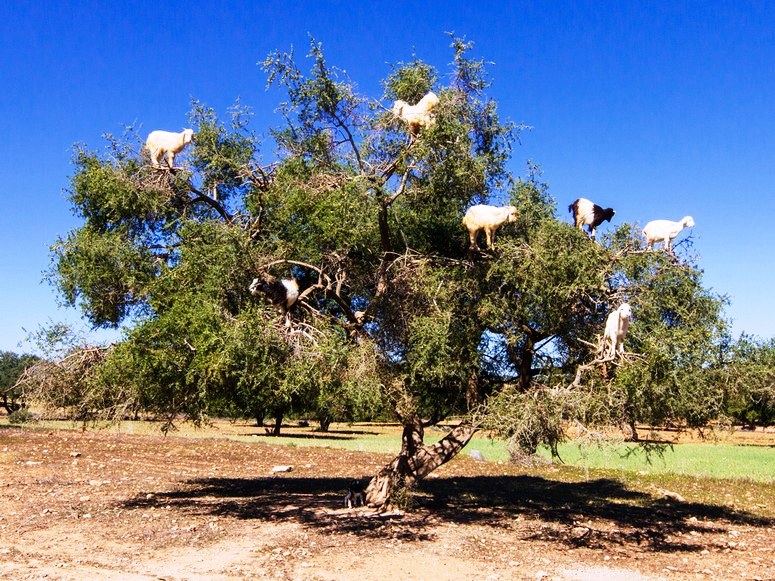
[[5, 417, 773, 483]]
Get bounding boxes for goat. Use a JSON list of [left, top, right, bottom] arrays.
[[601, 303, 633, 358], [462, 204, 518, 251], [345, 480, 365, 508], [642, 216, 695, 253], [568, 198, 615, 239], [145, 129, 194, 169], [392, 91, 439, 135], [249, 275, 299, 316]]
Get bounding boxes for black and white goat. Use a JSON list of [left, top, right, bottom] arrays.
[[345, 480, 365, 508], [249, 275, 299, 317], [568, 198, 616, 240]]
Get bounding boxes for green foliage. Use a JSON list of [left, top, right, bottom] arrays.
[[35, 35, 753, 461], [0, 351, 38, 391], [721, 336, 775, 428], [481, 387, 571, 459], [600, 246, 731, 432], [16, 325, 122, 423], [8, 407, 37, 424], [50, 226, 157, 326], [189, 100, 259, 204], [0, 351, 39, 412]]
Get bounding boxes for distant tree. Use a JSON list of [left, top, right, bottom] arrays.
[[0, 351, 39, 413], [720, 336, 775, 428], [37, 36, 735, 506]]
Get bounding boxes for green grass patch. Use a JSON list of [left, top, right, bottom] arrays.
[[232, 430, 775, 483], [537, 441, 775, 483]]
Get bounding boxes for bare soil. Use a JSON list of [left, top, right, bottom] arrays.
[[0, 425, 773, 580]]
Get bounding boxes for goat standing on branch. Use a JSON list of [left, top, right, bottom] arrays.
[[462, 204, 518, 251], [392, 91, 439, 135], [601, 303, 633, 359], [643, 216, 695, 253], [249, 275, 299, 321], [145, 129, 194, 169], [568, 197, 615, 240]]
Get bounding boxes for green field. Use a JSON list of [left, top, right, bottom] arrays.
[[238, 431, 775, 483], [5, 418, 774, 483]]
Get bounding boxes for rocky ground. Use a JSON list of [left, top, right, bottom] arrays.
[[0, 426, 773, 580]]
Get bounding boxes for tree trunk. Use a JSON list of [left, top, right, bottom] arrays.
[[365, 416, 478, 508], [272, 413, 283, 436], [317, 415, 331, 432], [627, 419, 639, 442], [517, 341, 534, 392], [506, 329, 540, 393], [465, 370, 479, 409]]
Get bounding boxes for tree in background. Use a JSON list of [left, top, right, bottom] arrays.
[[719, 336, 775, 429], [29, 36, 741, 506], [0, 351, 39, 414]]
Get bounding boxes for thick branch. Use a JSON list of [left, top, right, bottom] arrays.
[[377, 138, 419, 184], [571, 350, 642, 387], [409, 422, 479, 479], [377, 204, 393, 254], [187, 184, 233, 222]]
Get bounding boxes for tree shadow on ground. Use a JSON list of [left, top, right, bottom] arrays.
[[248, 432, 361, 441], [121, 474, 773, 552]]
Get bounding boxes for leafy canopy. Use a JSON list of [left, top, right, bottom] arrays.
[[32, 36, 747, 450]]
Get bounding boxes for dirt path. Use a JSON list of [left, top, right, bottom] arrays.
[[1, 427, 772, 580]]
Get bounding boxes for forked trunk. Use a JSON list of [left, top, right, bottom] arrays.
[[365, 416, 478, 507]]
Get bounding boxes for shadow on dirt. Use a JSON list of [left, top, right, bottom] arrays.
[[247, 431, 378, 440], [122, 474, 773, 551], [247, 430, 360, 440]]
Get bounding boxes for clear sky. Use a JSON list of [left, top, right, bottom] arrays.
[[1, 1, 773, 353]]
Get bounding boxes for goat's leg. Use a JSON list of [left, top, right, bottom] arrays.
[[468, 229, 479, 251], [485, 227, 495, 249]]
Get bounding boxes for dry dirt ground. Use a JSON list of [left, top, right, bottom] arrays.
[[0, 426, 773, 581]]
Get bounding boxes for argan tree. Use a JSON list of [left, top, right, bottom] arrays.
[[39, 36, 732, 506]]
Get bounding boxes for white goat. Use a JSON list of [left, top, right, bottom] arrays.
[[392, 91, 439, 135], [642, 216, 695, 253], [145, 129, 194, 168], [462, 204, 518, 251], [601, 303, 633, 358], [568, 198, 615, 239]]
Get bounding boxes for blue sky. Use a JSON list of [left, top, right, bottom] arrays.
[[1, 1, 773, 353]]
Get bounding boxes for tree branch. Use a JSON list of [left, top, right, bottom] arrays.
[[187, 183, 233, 222], [260, 259, 361, 326], [386, 166, 414, 206], [331, 111, 365, 174]]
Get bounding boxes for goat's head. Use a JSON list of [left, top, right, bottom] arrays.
[[392, 100, 407, 116], [506, 205, 518, 222], [248, 277, 263, 295]]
